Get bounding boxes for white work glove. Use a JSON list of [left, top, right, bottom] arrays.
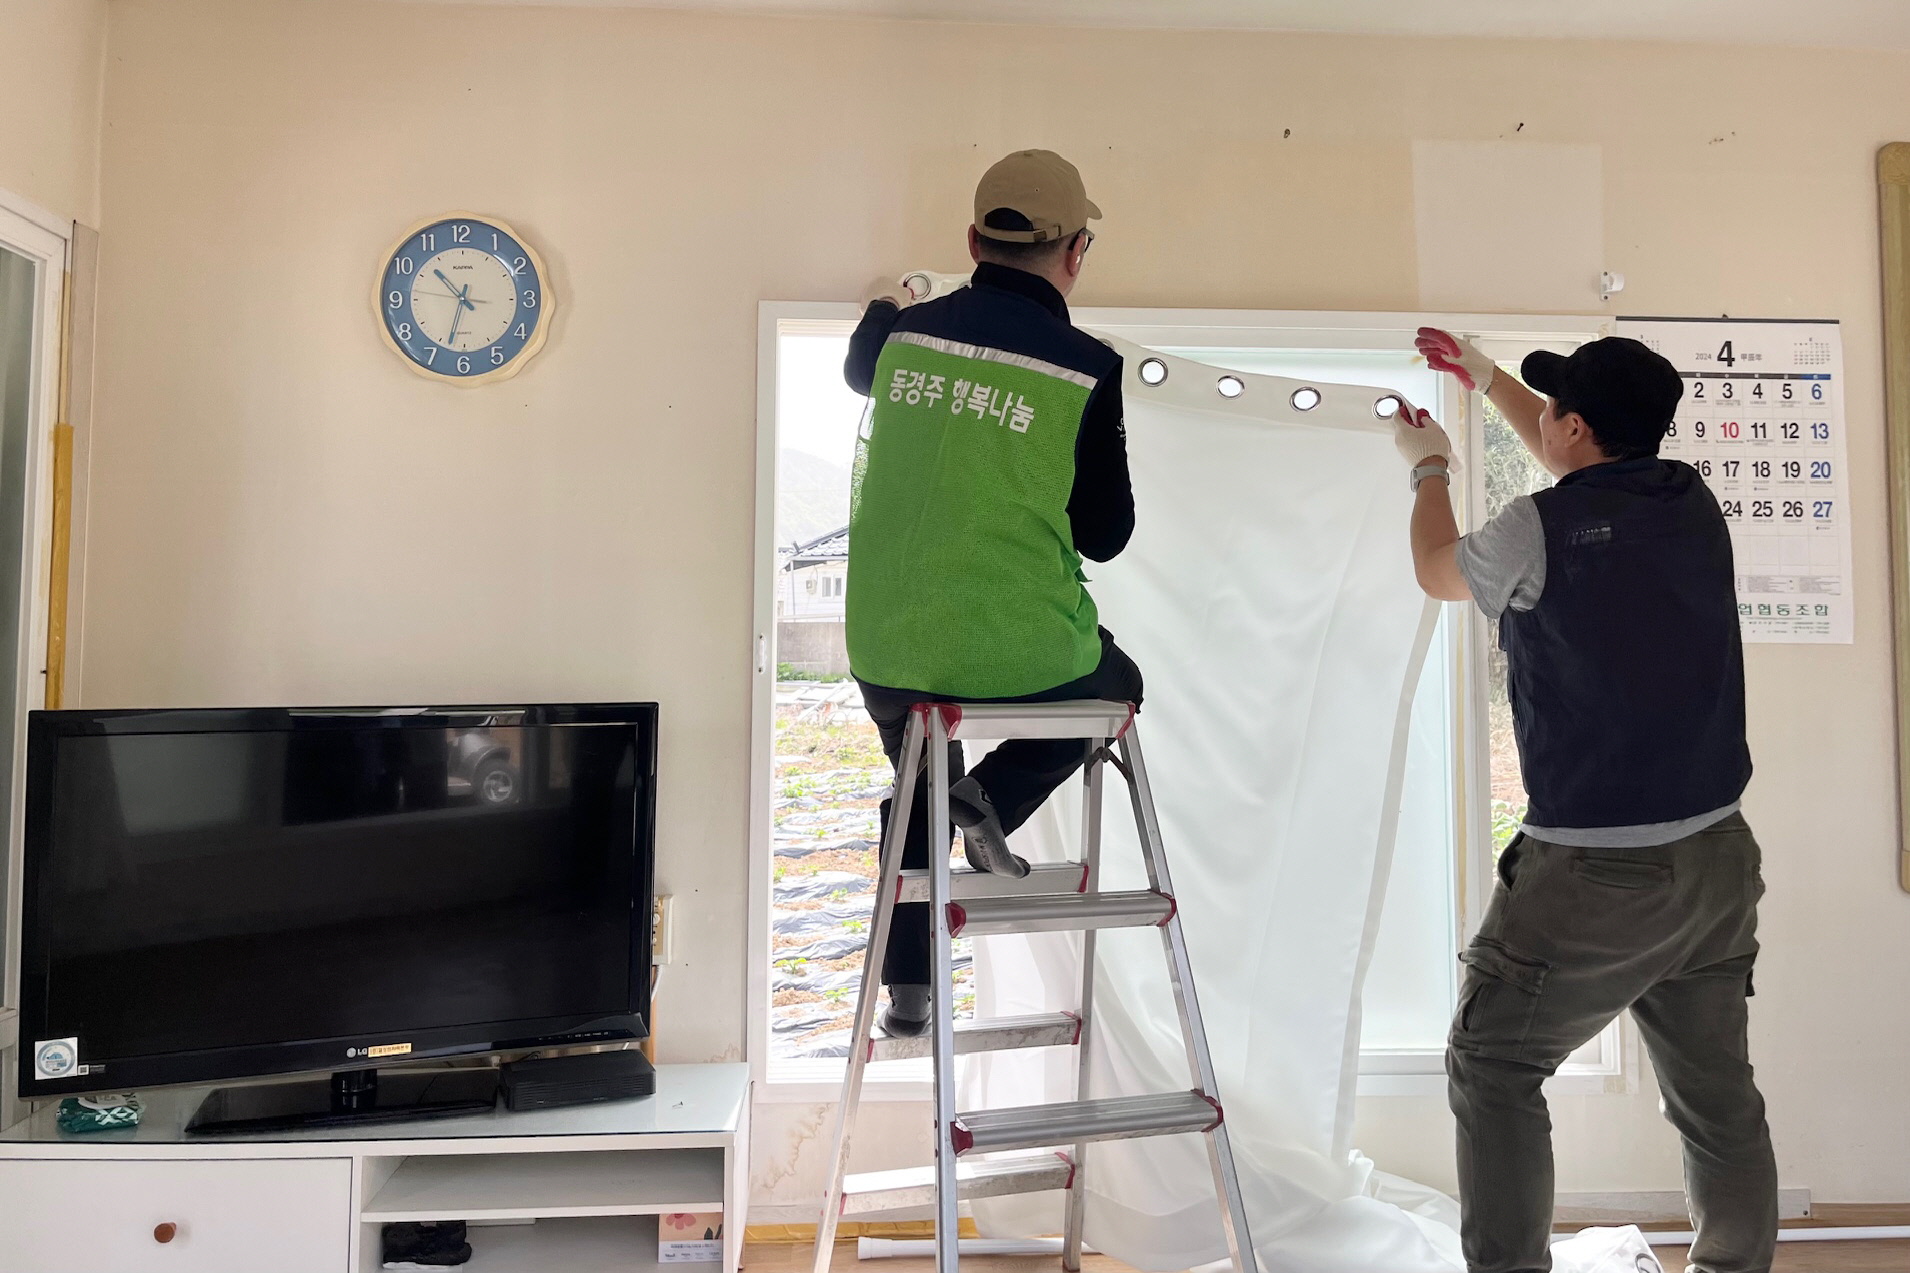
[[1392, 401, 1458, 474], [863, 275, 907, 310], [1415, 327, 1497, 395]]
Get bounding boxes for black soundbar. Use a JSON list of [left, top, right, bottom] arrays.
[[500, 1049, 656, 1112]]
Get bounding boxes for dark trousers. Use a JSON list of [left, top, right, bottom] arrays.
[[858, 628, 1144, 987], [1447, 813, 1776, 1273]]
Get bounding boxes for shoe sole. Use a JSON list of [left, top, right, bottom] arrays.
[[960, 829, 1030, 879], [949, 786, 1031, 879]]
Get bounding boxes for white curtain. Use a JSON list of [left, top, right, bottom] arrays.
[[961, 337, 1466, 1273]]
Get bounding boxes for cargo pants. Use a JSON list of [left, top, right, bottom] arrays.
[[1447, 812, 1777, 1273]]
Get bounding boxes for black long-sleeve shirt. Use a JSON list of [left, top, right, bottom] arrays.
[[844, 262, 1134, 561]]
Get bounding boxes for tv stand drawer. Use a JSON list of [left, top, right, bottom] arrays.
[[0, 1157, 350, 1272]]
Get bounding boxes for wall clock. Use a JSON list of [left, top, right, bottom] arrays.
[[376, 213, 550, 384]]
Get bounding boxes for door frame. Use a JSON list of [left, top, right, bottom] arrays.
[[0, 190, 70, 1128]]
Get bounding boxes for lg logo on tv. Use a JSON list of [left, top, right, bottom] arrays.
[[345, 1043, 413, 1060]]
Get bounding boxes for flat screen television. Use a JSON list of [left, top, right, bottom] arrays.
[[15, 703, 656, 1133]]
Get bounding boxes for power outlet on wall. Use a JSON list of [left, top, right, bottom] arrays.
[[652, 895, 674, 965]]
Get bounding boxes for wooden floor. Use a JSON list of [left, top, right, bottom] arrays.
[[752, 1211, 1910, 1273], [1650, 1241, 1910, 1271], [1647, 1205, 1910, 1272]]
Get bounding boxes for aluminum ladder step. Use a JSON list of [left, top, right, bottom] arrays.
[[951, 1091, 1222, 1156], [918, 699, 1135, 742], [840, 1153, 1074, 1216], [870, 1011, 1081, 1063], [896, 860, 1088, 904], [948, 890, 1174, 938]]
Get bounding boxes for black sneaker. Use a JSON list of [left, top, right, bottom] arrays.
[[948, 777, 1030, 878]]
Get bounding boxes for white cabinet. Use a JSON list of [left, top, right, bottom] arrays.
[[0, 1064, 749, 1273], [0, 1157, 351, 1273]]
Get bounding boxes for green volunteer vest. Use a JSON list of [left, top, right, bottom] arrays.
[[847, 332, 1102, 699]]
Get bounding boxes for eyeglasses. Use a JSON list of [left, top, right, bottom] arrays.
[[1077, 229, 1095, 257]]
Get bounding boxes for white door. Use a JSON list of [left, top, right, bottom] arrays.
[[0, 197, 68, 1123]]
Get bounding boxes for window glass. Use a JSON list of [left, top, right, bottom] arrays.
[[771, 333, 889, 1062], [1481, 388, 1556, 851]]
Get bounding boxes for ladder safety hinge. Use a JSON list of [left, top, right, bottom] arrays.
[[909, 701, 964, 736]]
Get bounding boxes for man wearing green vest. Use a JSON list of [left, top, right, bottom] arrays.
[[843, 149, 1141, 1037]]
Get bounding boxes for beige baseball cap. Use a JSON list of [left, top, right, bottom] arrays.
[[973, 149, 1102, 243]]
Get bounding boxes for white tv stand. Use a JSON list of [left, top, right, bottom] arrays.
[[0, 1063, 749, 1273]]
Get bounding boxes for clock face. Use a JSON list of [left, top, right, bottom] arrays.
[[378, 215, 548, 382]]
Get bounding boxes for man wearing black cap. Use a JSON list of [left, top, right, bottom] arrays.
[[1401, 329, 1776, 1273], [841, 150, 1141, 1038]]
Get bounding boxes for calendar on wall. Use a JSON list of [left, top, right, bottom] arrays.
[[1618, 317, 1851, 645]]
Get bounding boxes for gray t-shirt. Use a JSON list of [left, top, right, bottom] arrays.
[[1455, 494, 1738, 848]]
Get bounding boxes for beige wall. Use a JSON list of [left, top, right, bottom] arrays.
[[0, 0, 106, 224], [84, 0, 1910, 1207]]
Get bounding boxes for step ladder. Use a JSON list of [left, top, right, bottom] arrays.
[[811, 700, 1257, 1273]]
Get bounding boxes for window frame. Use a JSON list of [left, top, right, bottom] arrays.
[[751, 303, 1627, 1101]]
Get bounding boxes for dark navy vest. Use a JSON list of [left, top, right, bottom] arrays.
[[1500, 457, 1751, 828]]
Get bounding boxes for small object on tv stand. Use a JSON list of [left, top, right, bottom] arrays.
[[660, 1212, 725, 1263], [56, 1093, 144, 1133], [382, 1220, 472, 1269], [500, 1049, 656, 1111]]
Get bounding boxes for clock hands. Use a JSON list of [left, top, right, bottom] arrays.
[[433, 269, 479, 311], [446, 281, 473, 349], [422, 268, 488, 350]]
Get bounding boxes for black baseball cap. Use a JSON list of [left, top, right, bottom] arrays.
[[1521, 337, 1685, 457]]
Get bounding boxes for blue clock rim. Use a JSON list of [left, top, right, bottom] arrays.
[[379, 214, 548, 381]]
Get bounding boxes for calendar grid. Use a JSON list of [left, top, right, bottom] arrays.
[[1617, 319, 1851, 644]]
